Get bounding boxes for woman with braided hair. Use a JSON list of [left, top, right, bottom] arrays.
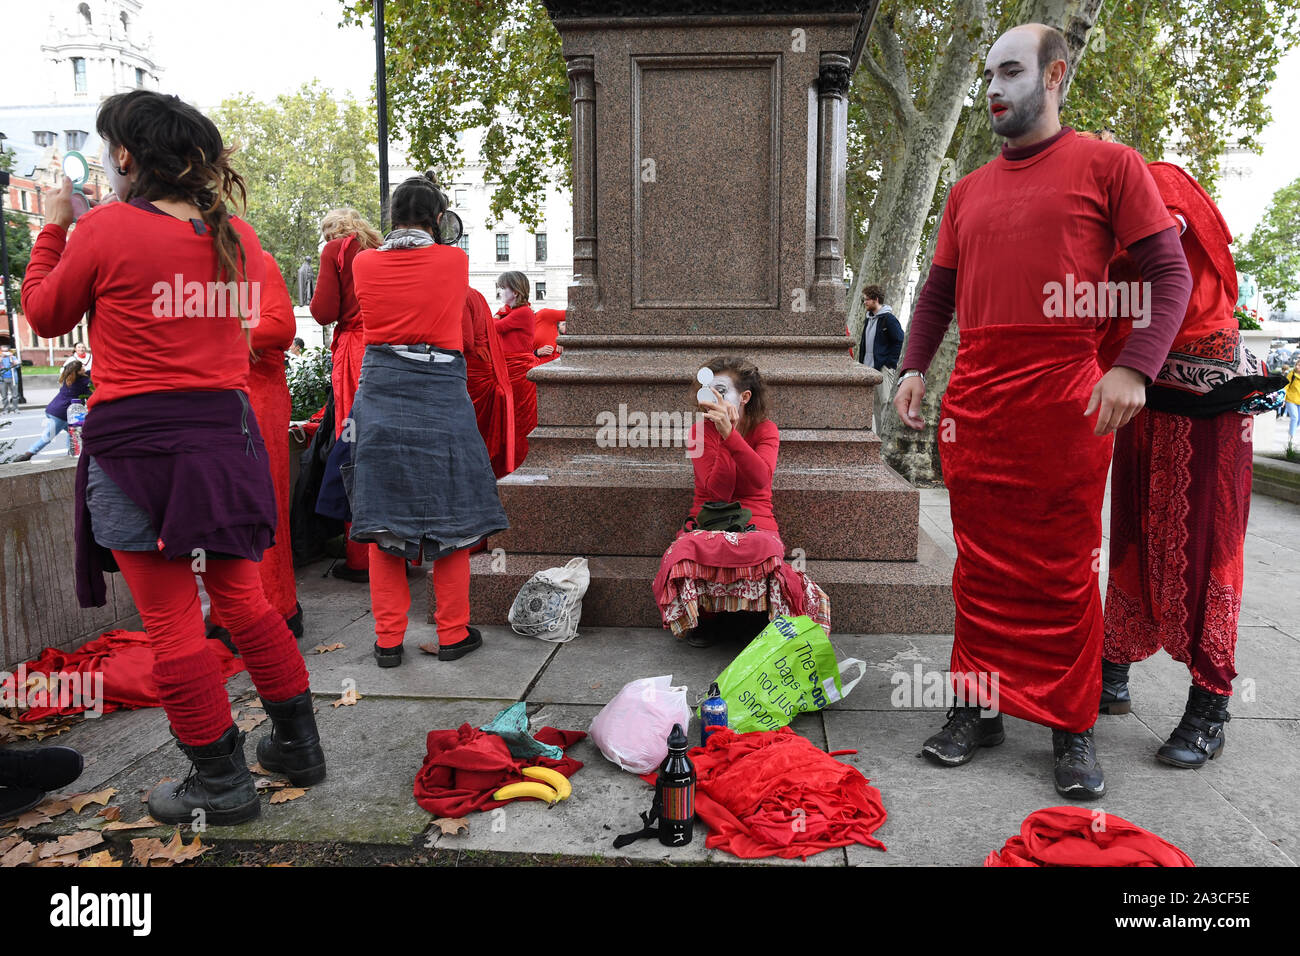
[[22, 89, 324, 827]]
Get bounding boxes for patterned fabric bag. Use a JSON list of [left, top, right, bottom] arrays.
[[508, 557, 590, 643]]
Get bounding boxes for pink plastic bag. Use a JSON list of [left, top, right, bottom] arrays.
[[588, 675, 690, 774]]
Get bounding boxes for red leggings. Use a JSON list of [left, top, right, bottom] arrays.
[[369, 545, 470, 648], [113, 550, 309, 746]]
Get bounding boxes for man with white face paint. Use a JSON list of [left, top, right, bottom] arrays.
[[893, 24, 1193, 800]]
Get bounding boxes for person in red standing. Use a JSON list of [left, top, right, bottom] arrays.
[[347, 172, 509, 667], [653, 356, 830, 647], [464, 287, 521, 478], [494, 271, 539, 469], [310, 207, 383, 583], [21, 90, 324, 826], [893, 25, 1191, 800], [532, 307, 566, 364]]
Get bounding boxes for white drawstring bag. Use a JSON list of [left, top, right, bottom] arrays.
[[589, 676, 691, 774], [507, 557, 590, 643]]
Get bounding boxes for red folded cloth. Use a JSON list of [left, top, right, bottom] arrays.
[[414, 723, 586, 818], [984, 807, 1195, 867], [8, 629, 245, 722]]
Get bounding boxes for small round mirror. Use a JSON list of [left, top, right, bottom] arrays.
[[696, 366, 714, 386], [696, 386, 716, 405], [438, 209, 463, 245], [63, 150, 89, 185]]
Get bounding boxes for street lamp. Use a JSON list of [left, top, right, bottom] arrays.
[[374, 0, 389, 232]]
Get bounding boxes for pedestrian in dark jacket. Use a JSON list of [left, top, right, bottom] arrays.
[[857, 284, 905, 431]]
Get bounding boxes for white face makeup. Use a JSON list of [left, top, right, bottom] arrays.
[[710, 373, 743, 410], [499, 287, 517, 307], [984, 30, 1049, 140]]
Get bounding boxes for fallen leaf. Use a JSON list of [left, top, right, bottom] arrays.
[[102, 815, 161, 832], [235, 712, 268, 732], [0, 834, 19, 855], [37, 797, 74, 817], [163, 831, 209, 864], [141, 778, 175, 803], [130, 837, 166, 866], [249, 762, 271, 776], [1, 809, 52, 830], [96, 806, 122, 822], [69, 788, 117, 814], [431, 817, 469, 836], [255, 777, 288, 791], [79, 850, 123, 867], [268, 787, 307, 805], [33, 853, 82, 867], [38, 831, 103, 858], [0, 840, 37, 867], [312, 642, 345, 654], [268, 862, 294, 867], [331, 688, 362, 708]]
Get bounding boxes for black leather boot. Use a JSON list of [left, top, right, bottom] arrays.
[[1099, 658, 1132, 715], [922, 706, 1006, 766], [256, 692, 327, 786], [148, 726, 259, 826], [1156, 685, 1230, 768], [1052, 726, 1105, 800], [0, 744, 84, 791]]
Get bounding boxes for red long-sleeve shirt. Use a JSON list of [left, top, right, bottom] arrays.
[[690, 418, 781, 532], [495, 303, 536, 354], [21, 201, 265, 408], [351, 244, 470, 348], [252, 251, 296, 354], [310, 236, 362, 336]]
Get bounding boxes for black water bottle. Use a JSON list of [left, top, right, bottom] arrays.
[[658, 723, 696, 846]]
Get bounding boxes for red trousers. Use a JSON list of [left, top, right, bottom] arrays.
[[369, 545, 470, 648], [113, 550, 309, 746]]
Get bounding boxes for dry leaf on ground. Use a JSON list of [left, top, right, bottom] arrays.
[[102, 815, 160, 832], [312, 642, 345, 654], [79, 850, 123, 867], [0, 840, 37, 867], [268, 788, 307, 805], [331, 687, 362, 708], [96, 806, 122, 822], [33, 853, 82, 867], [236, 713, 268, 732], [1, 809, 53, 830], [38, 831, 103, 858], [69, 788, 117, 814], [431, 817, 469, 836]]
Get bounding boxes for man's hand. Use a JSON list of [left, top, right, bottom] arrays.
[[894, 373, 926, 430], [1085, 366, 1147, 436], [46, 177, 76, 231]]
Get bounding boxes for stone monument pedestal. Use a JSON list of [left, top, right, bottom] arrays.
[[438, 2, 955, 634]]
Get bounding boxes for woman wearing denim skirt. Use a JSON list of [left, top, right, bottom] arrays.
[[346, 172, 509, 667]]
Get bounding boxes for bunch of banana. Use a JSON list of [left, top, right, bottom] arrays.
[[492, 766, 573, 805]]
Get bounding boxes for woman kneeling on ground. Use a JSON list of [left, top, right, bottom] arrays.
[[346, 172, 508, 667], [653, 355, 830, 647]]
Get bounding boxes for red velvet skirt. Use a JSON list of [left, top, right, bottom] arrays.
[[939, 325, 1112, 733], [242, 353, 297, 618]]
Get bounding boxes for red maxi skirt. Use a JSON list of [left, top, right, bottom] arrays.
[[1103, 408, 1251, 696], [939, 326, 1112, 733]]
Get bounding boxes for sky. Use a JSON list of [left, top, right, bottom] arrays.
[[1, 0, 1297, 238]]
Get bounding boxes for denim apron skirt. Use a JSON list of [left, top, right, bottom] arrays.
[[342, 344, 509, 560]]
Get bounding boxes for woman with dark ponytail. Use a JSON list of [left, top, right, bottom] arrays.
[[347, 172, 507, 665], [21, 90, 324, 827]]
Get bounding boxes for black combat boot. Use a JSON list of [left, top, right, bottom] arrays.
[[1156, 685, 1230, 768], [0, 744, 84, 791], [256, 691, 327, 786], [1099, 658, 1132, 715], [922, 706, 1006, 766], [1052, 726, 1105, 800], [148, 726, 259, 826]]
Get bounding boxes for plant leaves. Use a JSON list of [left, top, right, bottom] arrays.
[[69, 788, 117, 814], [268, 787, 308, 804]]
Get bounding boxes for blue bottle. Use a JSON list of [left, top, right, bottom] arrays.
[[701, 681, 728, 745]]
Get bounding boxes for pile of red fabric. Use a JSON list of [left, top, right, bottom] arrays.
[[8, 629, 244, 722], [672, 726, 887, 860], [414, 723, 586, 817], [984, 807, 1195, 867]]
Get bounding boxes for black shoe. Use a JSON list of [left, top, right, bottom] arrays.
[[285, 604, 304, 640], [12, 452, 33, 462], [1052, 727, 1106, 800], [256, 691, 326, 786], [205, 619, 237, 656], [0, 786, 47, 819], [147, 726, 259, 827], [1156, 686, 1230, 768], [922, 706, 1006, 766], [686, 615, 721, 648], [0, 744, 84, 791], [331, 563, 369, 584], [1100, 658, 1132, 715], [438, 626, 483, 661], [374, 642, 404, 668]]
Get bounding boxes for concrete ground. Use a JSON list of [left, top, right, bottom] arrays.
[[6, 487, 1298, 866]]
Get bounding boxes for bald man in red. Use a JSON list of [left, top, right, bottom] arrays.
[[894, 24, 1192, 800]]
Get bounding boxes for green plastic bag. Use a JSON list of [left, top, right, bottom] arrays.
[[713, 615, 866, 733]]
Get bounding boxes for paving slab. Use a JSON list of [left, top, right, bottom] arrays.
[[824, 709, 1291, 867]]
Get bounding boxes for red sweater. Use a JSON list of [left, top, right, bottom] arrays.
[[495, 303, 536, 354], [21, 201, 265, 408], [252, 251, 297, 354], [690, 418, 781, 532], [352, 244, 469, 349], [310, 236, 363, 336]]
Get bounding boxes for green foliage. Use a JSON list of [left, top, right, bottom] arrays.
[[1236, 177, 1300, 311], [341, 0, 570, 229], [287, 347, 334, 420], [0, 144, 15, 174], [210, 81, 381, 293], [3, 210, 34, 311]]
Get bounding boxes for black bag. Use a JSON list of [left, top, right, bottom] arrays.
[[289, 392, 345, 566], [683, 500, 754, 533]]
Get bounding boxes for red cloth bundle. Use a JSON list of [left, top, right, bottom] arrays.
[[9, 629, 245, 722], [413, 723, 586, 818], [673, 727, 887, 860], [984, 807, 1195, 867]]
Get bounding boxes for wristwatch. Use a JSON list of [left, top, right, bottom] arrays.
[[897, 369, 925, 386]]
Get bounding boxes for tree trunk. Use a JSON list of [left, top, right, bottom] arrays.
[[881, 0, 1107, 484]]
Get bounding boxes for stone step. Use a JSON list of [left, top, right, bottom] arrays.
[[456, 530, 955, 635]]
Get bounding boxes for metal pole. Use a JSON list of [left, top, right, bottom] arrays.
[[374, 0, 390, 232], [0, 168, 25, 406]]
